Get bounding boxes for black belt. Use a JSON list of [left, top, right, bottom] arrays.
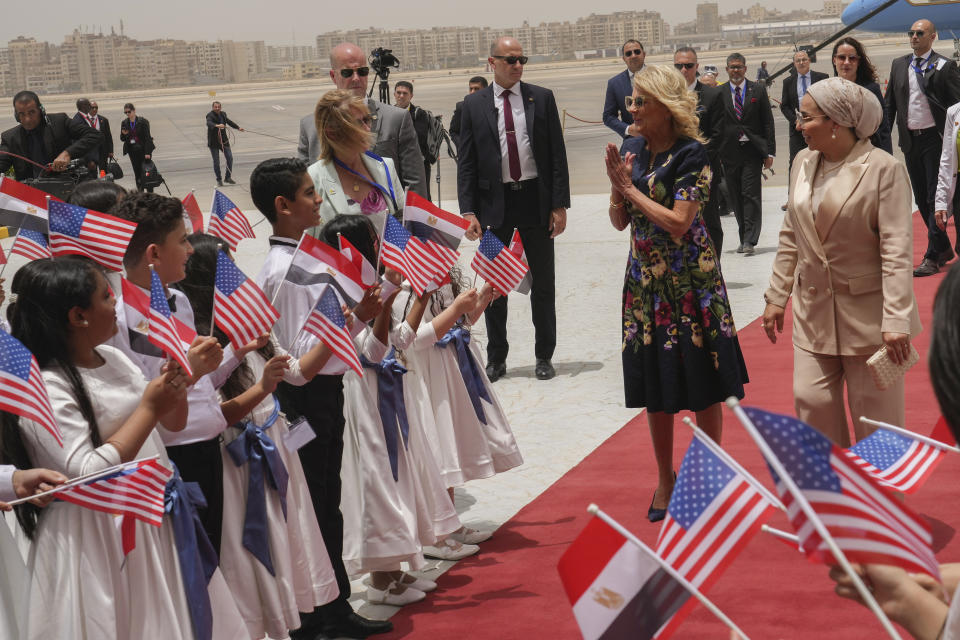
[[504, 178, 538, 192], [908, 126, 937, 137]]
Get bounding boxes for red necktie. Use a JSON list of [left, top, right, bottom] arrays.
[[502, 90, 522, 182]]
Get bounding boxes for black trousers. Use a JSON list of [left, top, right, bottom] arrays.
[[722, 149, 763, 247], [166, 437, 224, 557], [275, 375, 352, 633], [701, 158, 724, 257], [905, 129, 951, 260], [485, 180, 556, 364], [127, 147, 153, 193]]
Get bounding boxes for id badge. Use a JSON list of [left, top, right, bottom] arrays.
[[283, 417, 317, 451]]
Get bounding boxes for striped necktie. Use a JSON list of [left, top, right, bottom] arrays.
[[734, 85, 743, 120]]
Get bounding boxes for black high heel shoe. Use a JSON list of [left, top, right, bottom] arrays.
[[647, 471, 676, 523]]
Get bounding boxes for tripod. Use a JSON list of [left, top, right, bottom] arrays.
[[370, 69, 391, 104]]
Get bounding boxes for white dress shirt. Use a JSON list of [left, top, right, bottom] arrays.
[[907, 50, 937, 131], [935, 101, 960, 214], [492, 81, 538, 183], [0, 465, 15, 502]]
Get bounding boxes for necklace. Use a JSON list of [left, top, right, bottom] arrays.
[[819, 157, 844, 179]]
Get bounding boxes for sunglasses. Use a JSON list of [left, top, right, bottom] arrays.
[[90, 106, 98, 110], [124, 110, 133, 114], [674, 62, 696, 70], [623, 49, 644, 57], [625, 95, 648, 109], [907, 30, 926, 37], [834, 54, 859, 63], [492, 55, 528, 65], [339, 66, 370, 78]]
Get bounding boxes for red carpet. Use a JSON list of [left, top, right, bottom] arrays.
[[382, 213, 960, 639]]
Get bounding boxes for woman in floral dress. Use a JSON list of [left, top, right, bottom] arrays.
[[605, 66, 748, 522]]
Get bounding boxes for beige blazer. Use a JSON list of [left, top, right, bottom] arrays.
[[765, 138, 921, 356], [306, 152, 405, 239]]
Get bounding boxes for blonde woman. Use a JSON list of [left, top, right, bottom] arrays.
[[308, 89, 404, 237], [604, 65, 748, 523]]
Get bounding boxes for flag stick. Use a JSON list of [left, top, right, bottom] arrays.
[[859, 416, 960, 454], [761, 524, 801, 547], [588, 504, 752, 640], [681, 417, 786, 511], [5, 455, 161, 506], [375, 211, 390, 276], [727, 397, 904, 640], [45, 196, 53, 260]]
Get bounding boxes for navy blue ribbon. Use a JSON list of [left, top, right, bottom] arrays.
[[165, 468, 217, 640], [225, 396, 289, 576], [435, 326, 492, 424], [333, 151, 398, 212], [361, 349, 410, 482]]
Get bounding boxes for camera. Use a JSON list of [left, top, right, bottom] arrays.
[[23, 159, 106, 202], [369, 47, 400, 79]]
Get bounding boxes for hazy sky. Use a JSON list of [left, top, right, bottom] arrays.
[[2, 0, 805, 46]]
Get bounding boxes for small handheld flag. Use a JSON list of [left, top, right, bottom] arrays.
[[9, 229, 51, 262], [182, 191, 204, 233], [471, 229, 528, 295], [508, 229, 532, 295], [284, 233, 368, 307], [208, 190, 254, 251], [338, 233, 378, 287], [214, 250, 279, 349], [48, 200, 138, 272], [381, 215, 443, 296], [303, 286, 362, 376], [0, 329, 62, 446], [145, 269, 194, 377]]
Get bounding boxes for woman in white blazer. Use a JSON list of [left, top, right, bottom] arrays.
[[307, 89, 404, 239], [934, 102, 960, 233]]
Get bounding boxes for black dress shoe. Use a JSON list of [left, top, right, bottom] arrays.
[[225, 176, 236, 184], [937, 248, 955, 267], [216, 179, 223, 187], [736, 243, 745, 253], [743, 244, 756, 256], [485, 361, 506, 382], [323, 612, 393, 639], [647, 471, 676, 523], [914, 258, 940, 277], [535, 358, 555, 380]]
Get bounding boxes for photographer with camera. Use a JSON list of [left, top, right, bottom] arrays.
[[297, 41, 427, 197], [393, 80, 434, 200], [119, 103, 155, 192], [0, 91, 102, 181]]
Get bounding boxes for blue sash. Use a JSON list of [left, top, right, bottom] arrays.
[[361, 349, 411, 482], [435, 326, 492, 424]]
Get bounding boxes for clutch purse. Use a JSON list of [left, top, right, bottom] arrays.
[[866, 343, 920, 390]]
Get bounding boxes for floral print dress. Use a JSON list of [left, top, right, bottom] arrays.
[[620, 136, 748, 413]]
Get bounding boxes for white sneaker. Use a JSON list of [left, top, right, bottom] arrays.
[[366, 581, 426, 606], [423, 537, 480, 561], [449, 526, 492, 545], [400, 573, 437, 592]]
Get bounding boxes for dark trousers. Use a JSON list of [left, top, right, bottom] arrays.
[[722, 151, 763, 247], [701, 159, 724, 256], [905, 129, 951, 260], [485, 181, 556, 364], [166, 437, 224, 556], [210, 145, 234, 182], [127, 148, 153, 193], [275, 375, 352, 634], [424, 161, 432, 201]]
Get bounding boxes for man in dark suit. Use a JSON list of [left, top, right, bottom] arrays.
[[781, 51, 829, 180], [458, 36, 570, 381], [450, 75, 487, 150], [886, 19, 960, 276], [206, 101, 244, 187], [0, 91, 101, 181], [88, 101, 113, 171], [674, 47, 725, 256], [712, 53, 776, 256], [602, 39, 645, 139], [394, 80, 434, 200]]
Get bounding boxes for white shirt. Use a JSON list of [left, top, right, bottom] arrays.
[[907, 49, 937, 131], [0, 465, 15, 502], [492, 81, 538, 183]]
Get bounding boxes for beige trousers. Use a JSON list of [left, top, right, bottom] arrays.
[[793, 345, 906, 448]]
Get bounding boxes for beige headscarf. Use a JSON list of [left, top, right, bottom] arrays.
[[805, 76, 883, 140]]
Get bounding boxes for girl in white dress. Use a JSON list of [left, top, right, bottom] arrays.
[[392, 271, 523, 547], [177, 233, 341, 639], [4, 257, 203, 640]]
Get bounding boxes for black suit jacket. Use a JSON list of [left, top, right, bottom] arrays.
[[120, 117, 155, 156], [780, 70, 829, 133], [72, 112, 114, 166], [206, 110, 240, 149], [457, 83, 570, 229], [694, 81, 721, 153], [0, 113, 102, 180], [407, 103, 431, 159], [886, 51, 960, 153], [713, 80, 777, 163], [450, 100, 464, 149]]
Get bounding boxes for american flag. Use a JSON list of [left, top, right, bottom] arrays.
[[182, 192, 204, 233], [338, 233, 378, 286], [744, 407, 940, 580], [0, 329, 62, 446], [402, 192, 465, 279], [471, 229, 528, 295], [843, 419, 952, 494], [507, 229, 532, 294], [208, 190, 255, 251], [146, 269, 193, 377], [381, 215, 443, 296], [47, 200, 138, 272], [214, 250, 279, 349], [303, 286, 362, 376], [654, 433, 776, 638], [9, 229, 51, 261]]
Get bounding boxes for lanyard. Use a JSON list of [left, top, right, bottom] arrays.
[[910, 55, 931, 75], [334, 152, 397, 211]]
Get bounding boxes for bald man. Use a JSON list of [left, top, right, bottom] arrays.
[[886, 19, 960, 276], [457, 36, 570, 382], [297, 42, 426, 197]]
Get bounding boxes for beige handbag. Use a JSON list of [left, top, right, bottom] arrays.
[[866, 344, 920, 390]]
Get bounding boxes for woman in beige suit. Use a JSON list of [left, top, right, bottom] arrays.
[[762, 77, 920, 446]]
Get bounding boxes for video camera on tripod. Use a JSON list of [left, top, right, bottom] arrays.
[[368, 47, 400, 104]]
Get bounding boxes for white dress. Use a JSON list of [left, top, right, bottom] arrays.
[[340, 328, 461, 575], [0, 513, 26, 640], [218, 349, 338, 639], [392, 286, 523, 488]]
